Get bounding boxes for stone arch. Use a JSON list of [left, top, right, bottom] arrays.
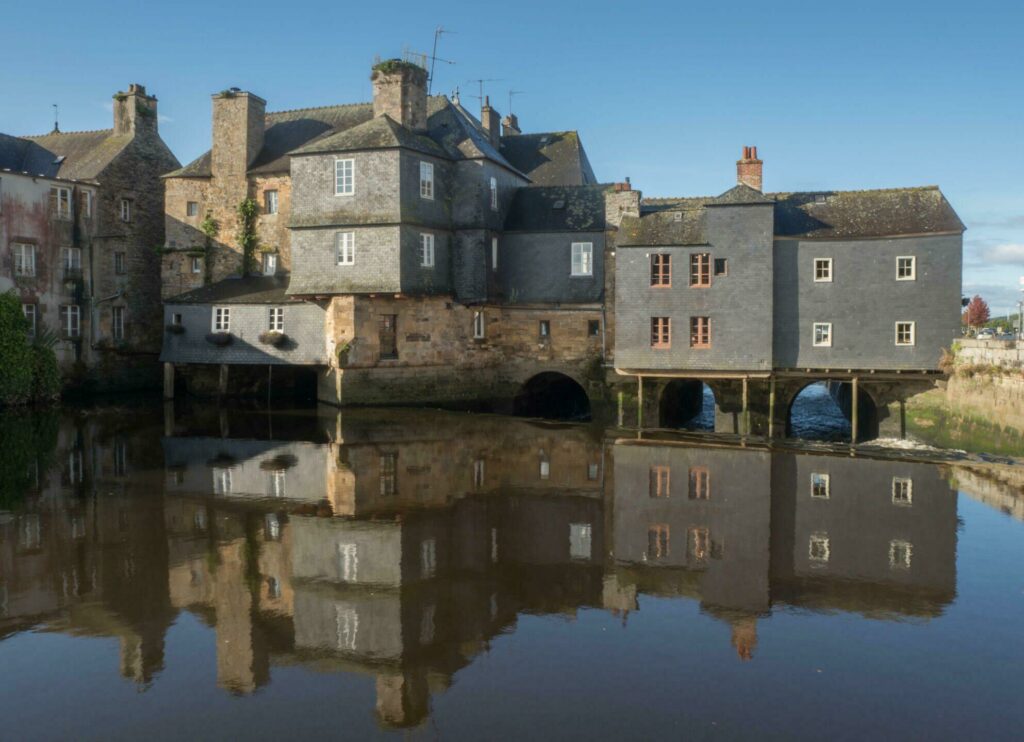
[[513, 372, 592, 421], [659, 379, 717, 430], [785, 380, 879, 441]]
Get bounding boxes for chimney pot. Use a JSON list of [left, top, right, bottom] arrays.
[[736, 145, 764, 191]]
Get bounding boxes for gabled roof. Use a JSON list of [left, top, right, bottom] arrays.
[[432, 100, 523, 175], [500, 131, 597, 186], [1, 129, 128, 180], [709, 183, 774, 206], [617, 207, 708, 247], [504, 184, 609, 232], [290, 114, 448, 158], [165, 275, 300, 304]]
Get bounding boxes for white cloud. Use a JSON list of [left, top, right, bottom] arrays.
[[981, 243, 1024, 265], [158, 114, 173, 123]]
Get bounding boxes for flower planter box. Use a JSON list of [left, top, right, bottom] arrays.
[[205, 332, 232, 347], [259, 331, 287, 347]]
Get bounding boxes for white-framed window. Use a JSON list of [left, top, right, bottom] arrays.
[[114, 251, 126, 275], [22, 304, 37, 337], [569, 523, 592, 560], [268, 471, 286, 498], [191, 256, 202, 274], [337, 543, 358, 582], [61, 246, 81, 273], [892, 477, 913, 506], [489, 177, 498, 210], [262, 252, 277, 275], [265, 513, 281, 541], [13, 243, 36, 276], [889, 539, 912, 569], [811, 472, 830, 499], [120, 198, 132, 223], [419, 233, 435, 267], [213, 307, 230, 332], [269, 306, 283, 332], [813, 322, 832, 347], [808, 532, 830, 564], [50, 187, 71, 219], [473, 310, 485, 339], [334, 158, 354, 195], [264, 189, 279, 215], [571, 242, 594, 276], [112, 306, 125, 341], [171, 313, 183, 326], [539, 457, 550, 480], [336, 231, 355, 265], [59, 305, 80, 338], [814, 257, 832, 282], [213, 467, 232, 495], [492, 237, 498, 271], [81, 190, 92, 218], [895, 321, 915, 346], [335, 605, 358, 650], [419, 161, 434, 199], [186, 201, 199, 217], [897, 256, 916, 281]]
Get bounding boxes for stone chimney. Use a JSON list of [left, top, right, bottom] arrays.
[[737, 146, 763, 191], [210, 89, 266, 181], [371, 59, 428, 131], [501, 112, 521, 137], [480, 96, 501, 147], [605, 179, 641, 228], [113, 83, 158, 136]]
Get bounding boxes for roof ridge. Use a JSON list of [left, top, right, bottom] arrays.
[[267, 101, 371, 116], [22, 127, 114, 139], [769, 185, 941, 197]]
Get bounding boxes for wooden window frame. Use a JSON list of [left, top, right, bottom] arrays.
[[419, 233, 435, 267], [689, 316, 711, 348], [190, 256, 202, 274], [14, 243, 36, 276], [896, 256, 916, 281], [689, 252, 711, 287], [60, 304, 81, 338], [648, 524, 670, 559], [419, 161, 434, 200], [895, 321, 916, 346], [650, 253, 671, 287], [651, 316, 671, 348], [336, 231, 355, 265], [334, 158, 355, 196], [213, 307, 230, 332], [688, 466, 710, 500], [814, 257, 833, 282], [813, 322, 832, 347], [268, 306, 284, 332], [811, 472, 830, 499], [649, 466, 670, 498], [264, 190, 279, 215], [571, 242, 593, 277]]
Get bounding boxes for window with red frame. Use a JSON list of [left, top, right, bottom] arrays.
[[649, 466, 670, 498], [688, 467, 710, 500], [651, 317, 671, 348], [650, 254, 671, 287], [689, 253, 711, 287], [690, 316, 710, 347]]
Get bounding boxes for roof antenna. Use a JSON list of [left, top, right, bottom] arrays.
[[507, 89, 525, 114], [466, 79, 503, 105], [52, 104, 60, 134], [427, 26, 456, 95]]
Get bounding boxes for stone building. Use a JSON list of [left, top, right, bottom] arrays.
[[160, 59, 608, 411], [0, 85, 179, 388]]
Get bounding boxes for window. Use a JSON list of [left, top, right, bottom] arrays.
[[114, 251, 126, 275], [112, 306, 125, 341], [335, 231, 355, 265], [22, 304, 36, 337], [421, 538, 437, 578], [690, 316, 711, 348], [264, 189, 278, 214], [492, 237, 498, 271], [186, 201, 199, 217], [14, 243, 36, 276], [489, 177, 498, 210], [811, 472, 830, 499], [651, 316, 671, 348], [889, 539, 912, 569], [895, 321, 915, 346], [419, 161, 434, 199], [688, 467, 710, 500], [337, 543, 359, 582], [213, 307, 230, 332], [379, 314, 398, 359], [648, 524, 670, 560], [897, 256, 916, 281], [191, 256, 202, 274], [269, 307, 283, 332], [588, 462, 599, 480], [380, 453, 397, 495], [539, 456, 550, 479], [892, 477, 913, 506], [650, 254, 671, 287], [814, 258, 832, 282], [809, 533, 830, 564], [473, 310, 485, 339], [335, 158, 354, 195], [539, 320, 550, 338], [59, 305, 80, 338], [588, 319, 600, 337], [714, 257, 728, 276], [571, 242, 593, 276], [171, 313, 183, 326], [81, 190, 92, 218], [649, 466, 670, 498], [262, 252, 277, 275], [569, 523, 592, 560], [267, 576, 282, 599], [813, 322, 832, 347], [689, 253, 711, 287], [473, 459, 485, 489], [335, 605, 358, 649], [61, 246, 81, 275], [419, 233, 435, 267], [120, 198, 132, 223], [50, 187, 71, 219]]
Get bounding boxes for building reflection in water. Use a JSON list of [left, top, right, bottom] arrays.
[[0, 407, 958, 728]]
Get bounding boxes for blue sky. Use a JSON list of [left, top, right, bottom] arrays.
[[3, 0, 1022, 312]]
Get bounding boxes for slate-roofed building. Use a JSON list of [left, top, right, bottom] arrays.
[[1, 85, 179, 386]]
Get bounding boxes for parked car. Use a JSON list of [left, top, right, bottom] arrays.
[[977, 328, 996, 339], [996, 332, 1016, 341]]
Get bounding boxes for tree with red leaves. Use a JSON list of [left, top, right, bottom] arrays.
[[962, 295, 991, 330]]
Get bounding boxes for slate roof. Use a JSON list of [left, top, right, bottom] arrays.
[[500, 131, 597, 186], [291, 114, 448, 158], [709, 183, 774, 206], [0, 129, 125, 181], [165, 275, 301, 304], [617, 207, 708, 247], [504, 184, 610, 232]]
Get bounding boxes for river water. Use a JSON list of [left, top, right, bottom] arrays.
[[1, 401, 1022, 740]]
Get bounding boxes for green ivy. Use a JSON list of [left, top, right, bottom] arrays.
[[236, 198, 260, 276], [0, 292, 35, 405]]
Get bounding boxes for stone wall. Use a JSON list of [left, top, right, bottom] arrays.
[[956, 338, 1024, 369]]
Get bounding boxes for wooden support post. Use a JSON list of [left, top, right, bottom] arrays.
[[617, 391, 624, 428], [163, 362, 175, 400], [768, 376, 776, 439], [742, 377, 749, 436], [637, 376, 644, 429], [851, 376, 859, 444], [218, 364, 229, 397]]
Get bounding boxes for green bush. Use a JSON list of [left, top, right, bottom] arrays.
[[0, 292, 34, 405], [31, 345, 61, 402], [0, 410, 59, 507]]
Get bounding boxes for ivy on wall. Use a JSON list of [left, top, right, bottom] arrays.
[[236, 199, 259, 276], [0, 291, 60, 406]]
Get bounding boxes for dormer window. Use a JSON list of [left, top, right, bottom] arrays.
[[420, 162, 434, 200], [335, 158, 354, 196]]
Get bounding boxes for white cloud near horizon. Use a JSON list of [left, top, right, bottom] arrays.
[[981, 243, 1024, 265]]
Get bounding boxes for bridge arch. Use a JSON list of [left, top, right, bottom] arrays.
[[513, 372, 591, 421], [659, 379, 717, 430], [786, 381, 879, 441]]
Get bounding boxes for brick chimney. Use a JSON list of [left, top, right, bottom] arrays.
[[371, 59, 428, 131], [113, 83, 158, 136], [501, 112, 521, 136], [480, 96, 501, 147], [211, 89, 266, 181], [737, 146, 763, 191], [605, 179, 641, 228]]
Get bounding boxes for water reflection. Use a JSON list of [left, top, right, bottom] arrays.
[[0, 406, 962, 729]]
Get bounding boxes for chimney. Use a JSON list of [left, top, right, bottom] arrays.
[[501, 112, 521, 136], [736, 146, 763, 191], [480, 96, 501, 147], [113, 83, 158, 136], [605, 179, 641, 228], [210, 89, 266, 181], [371, 59, 428, 131]]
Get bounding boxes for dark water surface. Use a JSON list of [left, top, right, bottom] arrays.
[[2, 401, 1023, 740]]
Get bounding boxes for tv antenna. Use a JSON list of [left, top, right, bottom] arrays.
[[507, 89, 525, 114], [428, 26, 456, 94], [52, 104, 60, 134], [466, 78, 504, 105]]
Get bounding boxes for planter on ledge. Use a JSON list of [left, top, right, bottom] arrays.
[[205, 332, 233, 347], [258, 331, 287, 347]]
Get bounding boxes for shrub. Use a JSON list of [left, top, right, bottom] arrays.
[[30, 346, 61, 402], [0, 292, 35, 405]]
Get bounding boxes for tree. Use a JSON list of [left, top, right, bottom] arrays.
[[963, 295, 991, 330]]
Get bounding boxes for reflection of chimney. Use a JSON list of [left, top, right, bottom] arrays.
[[730, 616, 758, 661], [501, 112, 520, 136], [480, 96, 501, 148], [736, 146, 763, 191], [375, 672, 430, 728], [371, 59, 428, 131]]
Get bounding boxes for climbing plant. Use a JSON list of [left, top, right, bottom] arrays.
[[201, 212, 220, 283], [236, 198, 260, 276], [0, 291, 60, 406]]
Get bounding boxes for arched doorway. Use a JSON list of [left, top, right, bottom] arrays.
[[787, 381, 878, 441], [659, 380, 716, 430], [513, 372, 591, 421]]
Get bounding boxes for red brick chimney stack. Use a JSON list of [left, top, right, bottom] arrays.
[[737, 146, 763, 191]]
